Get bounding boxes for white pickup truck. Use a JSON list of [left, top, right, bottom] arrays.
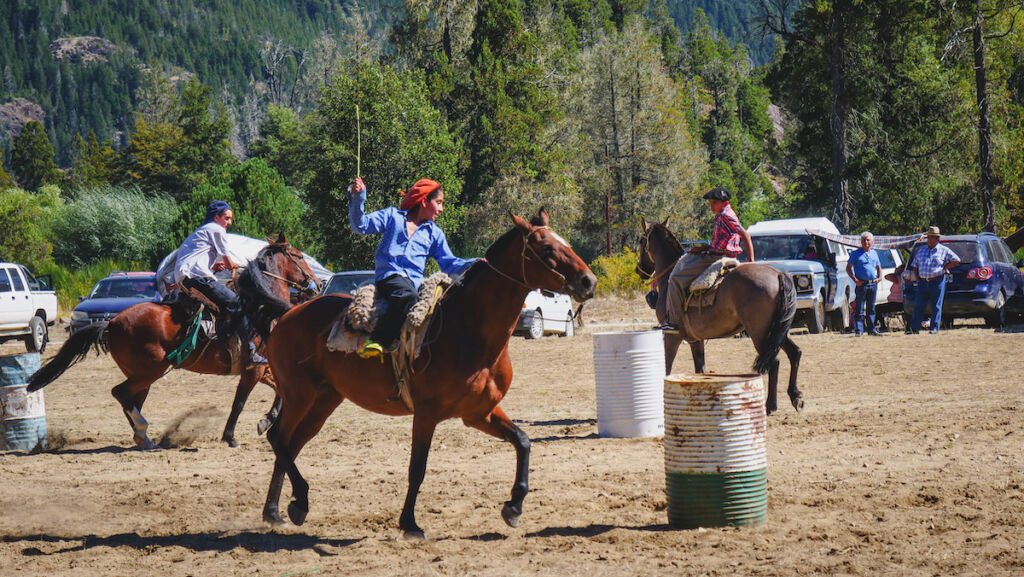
[[0, 262, 58, 352]]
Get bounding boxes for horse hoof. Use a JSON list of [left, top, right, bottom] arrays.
[[222, 435, 239, 448], [287, 501, 308, 526], [263, 511, 288, 528], [402, 529, 426, 541], [134, 435, 159, 450], [792, 396, 805, 411], [256, 418, 272, 436], [501, 503, 521, 528]]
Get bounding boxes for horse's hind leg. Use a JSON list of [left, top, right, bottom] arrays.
[[112, 376, 160, 450], [765, 357, 780, 415], [221, 368, 260, 447], [688, 340, 706, 374], [781, 337, 804, 411], [257, 395, 281, 436], [465, 406, 530, 529]]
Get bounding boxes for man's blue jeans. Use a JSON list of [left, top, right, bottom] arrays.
[[912, 276, 946, 333], [854, 282, 878, 335]]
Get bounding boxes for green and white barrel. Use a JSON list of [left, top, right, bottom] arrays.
[[663, 373, 766, 529], [0, 352, 47, 452]]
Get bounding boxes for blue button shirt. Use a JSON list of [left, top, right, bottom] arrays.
[[912, 243, 959, 279], [349, 190, 474, 289], [848, 248, 881, 281]]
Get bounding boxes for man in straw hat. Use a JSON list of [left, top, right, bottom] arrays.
[[908, 226, 960, 334]]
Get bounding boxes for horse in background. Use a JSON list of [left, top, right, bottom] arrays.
[[637, 218, 804, 414], [27, 234, 319, 448], [261, 210, 596, 539]]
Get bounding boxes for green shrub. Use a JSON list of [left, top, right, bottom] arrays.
[[590, 247, 646, 298], [35, 259, 145, 314], [49, 186, 179, 267]]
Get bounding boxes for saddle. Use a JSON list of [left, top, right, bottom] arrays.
[[684, 257, 740, 311], [164, 285, 243, 373], [326, 273, 454, 411]]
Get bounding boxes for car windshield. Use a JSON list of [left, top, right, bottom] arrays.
[[324, 273, 374, 295], [90, 278, 157, 298], [751, 235, 818, 261], [910, 241, 981, 265]]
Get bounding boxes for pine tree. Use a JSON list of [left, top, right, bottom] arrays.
[[10, 121, 61, 192]]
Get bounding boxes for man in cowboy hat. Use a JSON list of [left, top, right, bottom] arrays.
[[909, 226, 960, 334]]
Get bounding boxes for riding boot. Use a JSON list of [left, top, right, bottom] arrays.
[[235, 313, 266, 369]]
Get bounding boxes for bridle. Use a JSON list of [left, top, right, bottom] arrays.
[[261, 247, 319, 294], [638, 225, 679, 289], [484, 226, 567, 293]]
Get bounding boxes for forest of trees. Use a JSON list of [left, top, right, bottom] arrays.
[[2, 0, 1023, 286]]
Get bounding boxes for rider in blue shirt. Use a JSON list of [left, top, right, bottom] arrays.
[[349, 177, 475, 359], [846, 231, 882, 336]]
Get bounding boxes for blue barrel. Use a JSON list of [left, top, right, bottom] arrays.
[[0, 352, 47, 452]]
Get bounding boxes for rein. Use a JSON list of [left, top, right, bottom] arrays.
[[483, 226, 567, 292], [639, 226, 680, 289], [260, 249, 317, 292]]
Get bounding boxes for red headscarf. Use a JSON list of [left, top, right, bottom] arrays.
[[400, 178, 441, 211]]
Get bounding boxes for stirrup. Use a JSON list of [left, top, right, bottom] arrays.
[[357, 339, 385, 362]]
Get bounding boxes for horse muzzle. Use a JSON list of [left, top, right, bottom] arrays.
[[566, 271, 597, 302]]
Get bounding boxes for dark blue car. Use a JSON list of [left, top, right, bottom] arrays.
[[905, 233, 1024, 328], [69, 272, 162, 334]]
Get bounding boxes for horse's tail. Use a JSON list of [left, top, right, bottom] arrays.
[[753, 272, 797, 374], [27, 322, 109, 392]]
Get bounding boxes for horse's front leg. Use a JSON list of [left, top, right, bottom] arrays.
[[466, 406, 530, 529], [689, 340, 706, 374], [400, 414, 439, 540], [663, 332, 685, 375], [222, 367, 261, 447], [113, 376, 159, 450]]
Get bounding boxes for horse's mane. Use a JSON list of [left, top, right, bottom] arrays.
[[650, 222, 683, 259], [436, 224, 522, 305], [237, 244, 294, 336]]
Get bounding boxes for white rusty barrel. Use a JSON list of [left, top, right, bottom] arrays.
[[0, 352, 47, 452], [663, 373, 766, 528], [592, 330, 665, 438]]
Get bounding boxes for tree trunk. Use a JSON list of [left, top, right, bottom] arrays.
[[973, 0, 996, 232], [829, 3, 851, 232], [608, 55, 622, 256]]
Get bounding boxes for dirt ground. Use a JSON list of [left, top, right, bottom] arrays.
[[1, 297, 1022, 577]]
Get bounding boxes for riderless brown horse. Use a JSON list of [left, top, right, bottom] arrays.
[[637, 218, 804, 414], [261, 210, 596, 539], [27, 234, 318, 448]]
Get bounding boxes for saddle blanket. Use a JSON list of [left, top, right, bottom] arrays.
[[687, 257, 740, 308]]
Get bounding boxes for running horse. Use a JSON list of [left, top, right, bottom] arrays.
[[262, 210, 596, 538], [637, 218, 804, 414], [27, 234, 319, 448]]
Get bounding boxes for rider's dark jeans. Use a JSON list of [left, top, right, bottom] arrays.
[[371, 274, 417, 348], [182, 276, 250, 341]]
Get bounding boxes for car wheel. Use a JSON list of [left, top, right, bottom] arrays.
[[807, 298, 825, 334], [560, 312, 575, 338], [24, 315, 47, 353], [526, 309, 544, 340], [985, 291, 1007, 329], [828, 295, 850, 333]]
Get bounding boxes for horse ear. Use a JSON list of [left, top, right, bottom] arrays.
[[661, 217, 670, 228], [529, 207, 549, 227], [509, 211, 531, 231], [267, 232, 289, 245], [640, 216, 648, 232]]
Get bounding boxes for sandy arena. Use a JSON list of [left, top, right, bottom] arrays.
[[1, 297, 1022, 576]]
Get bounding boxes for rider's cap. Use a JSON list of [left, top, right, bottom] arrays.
[[703, 187, 731, 202], [205, 200, 232, 222]]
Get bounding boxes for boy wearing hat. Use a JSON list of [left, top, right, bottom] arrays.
[[662, 186, 755, 330], [349, 176, 476, 359], [909, 226, 960, 334], [175, 200, 266, 368]]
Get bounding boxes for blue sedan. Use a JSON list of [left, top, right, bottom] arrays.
[[69, 272, 162, 334]]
